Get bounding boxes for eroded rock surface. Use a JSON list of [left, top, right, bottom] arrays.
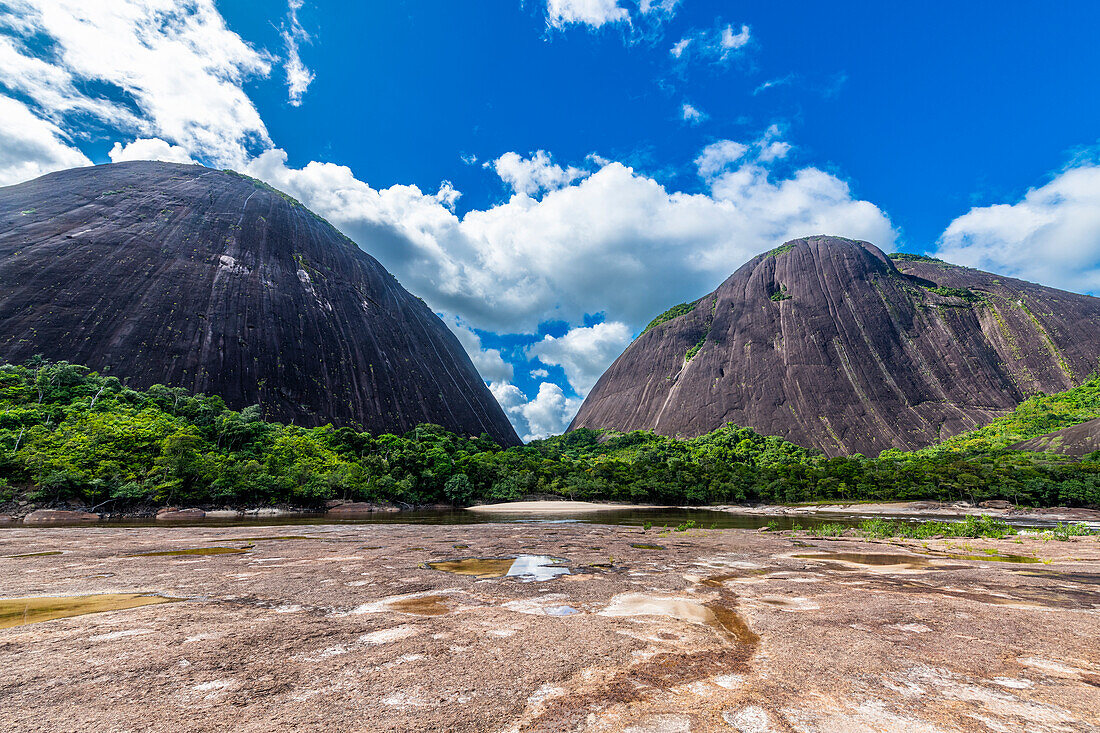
[[0, 522, 1097, 731], [571, 236, 1100, 456], [0, 162, 518, 445]]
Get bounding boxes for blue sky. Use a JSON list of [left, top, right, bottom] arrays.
[[2, 1, 1099, 439]]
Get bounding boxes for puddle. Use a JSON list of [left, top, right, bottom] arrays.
[[794, 552, 932, 568], [0, 593, 176, 629], [598, 592, 757, 643], [426, 555, 570, 581], [545, 605, 580, 616], [387, 595, 451, 616], [1013, 569, 1100, 585], [630, 544, 666, 550], [5, 551, 62, 558], [131, 547, 248, 557], [920, 550, 1041, 564]]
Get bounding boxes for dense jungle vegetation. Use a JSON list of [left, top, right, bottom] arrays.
[[2, 359, 1099, 510]]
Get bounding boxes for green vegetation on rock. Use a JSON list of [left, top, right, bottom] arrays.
[[3, 360, 1100, 511], [642, 302, 696, 335], [889, 253, 947, 263], [927, 286, 981, 301], [684, 336, 707, 362]]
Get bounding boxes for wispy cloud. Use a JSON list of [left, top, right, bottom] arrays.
[[753, 74, 794, 95], [670, 22, 751, 64], [281, 0, 314, 107]]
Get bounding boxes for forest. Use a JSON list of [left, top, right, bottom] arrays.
[[2, 359, 1099, 510]]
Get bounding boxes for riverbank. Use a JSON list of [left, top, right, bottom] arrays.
[[712, 500, 1100, 525], [0, 521, 1097, 731], [467, 500, 664, 513], [1, 498, 1097, 527]]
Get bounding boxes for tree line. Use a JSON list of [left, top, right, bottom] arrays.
[[1, 359, 1098, 510]]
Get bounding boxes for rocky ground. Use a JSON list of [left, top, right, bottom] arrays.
[[0, 522, 1098, 732]]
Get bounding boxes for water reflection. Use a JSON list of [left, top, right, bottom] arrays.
[[427, 555, 570, 582]]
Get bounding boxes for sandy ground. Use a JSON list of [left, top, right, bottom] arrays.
[[468, 501, 662, 514], [0, 522, 1098, 732]]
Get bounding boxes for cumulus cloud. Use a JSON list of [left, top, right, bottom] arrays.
[[0, 0, 272, 174], [545, 0, 629, 29], [490, 151, 587, 197], [109, 137, 197, 164], [246, 128, 896, 337], [281, 0, 314, 106], [671, 22, 751, 64], [0, 96, 91, 185], [681, 103, 707, 125], [935, 164, 1100, 293], [529, 321, 632, 396], [492, 381, 582, 441], [447, 318, 514, 385]]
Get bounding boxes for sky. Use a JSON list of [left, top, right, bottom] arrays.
[[1, 0, 1099, 441]]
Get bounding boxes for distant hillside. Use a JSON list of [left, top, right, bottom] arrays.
[[0, 162, 518, 445], [571, 236, 1100, 456]]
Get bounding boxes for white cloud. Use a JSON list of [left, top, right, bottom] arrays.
[[695, 140, 747, 177], [671, 22, 751, 64], [639, 0, 680, 16], [529, 321, 632, 396], [681, 103, 707, 125], [109, 137, 196, 164], [720, 24, 751, 52], [492, 381, 582, 441], [490, 150, 587, 197], [1, 0, 272, 174], [545, 0, 629, 29], [246, 128, 896, 338], [0, 96, 91, 185], [281, 0, 314, 106], [543, 0, 679, 32], [531, 368, 550, 378], [447, 318, 514, 385], [753, 75, 793, 96], [935, 163, 1100, 293]]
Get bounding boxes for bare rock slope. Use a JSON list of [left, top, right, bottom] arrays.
[[571, 236, 1100, 456], [0, 161, 518, 445]]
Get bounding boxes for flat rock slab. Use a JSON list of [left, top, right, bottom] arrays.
[[0, 522, 1097, 732], [21, 510, 99, 524], [326, 502, 397, 517], [156, 509, 206, 521]]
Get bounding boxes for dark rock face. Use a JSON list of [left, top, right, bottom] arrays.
[[0, 162, 519, 445], [1012, 418, 1100, 457], [571, 236, 1100, 456]]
